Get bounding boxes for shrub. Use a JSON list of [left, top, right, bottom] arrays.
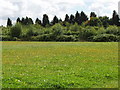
[[52, 24, 63, 37], [2, 36, 11, 41], [79, 26, 97, 40], [70, 23, 79, 32], [26, 29, 34, 37], [92, 34, 119, 42], [56, 35, 76, 41], [30, 36, 39, 41], [106, 26, 119, 35], [97, 27, 106, 34], [2, 36, 19, 41], [64, 30, 72, 35], [10, 23, 22, 38], [34, 34, 53, 41]]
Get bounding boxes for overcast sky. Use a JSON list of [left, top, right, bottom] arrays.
[[0, 0, 119, 26]]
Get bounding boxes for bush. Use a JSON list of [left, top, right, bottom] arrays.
[[21, 29, 38, 41], [26, 29, 34, 37], [79, 26, 97, 40], [30, 36, 39, 41], [56, 35, 76, 41], [106, 26, 119, 35], [70, 23, 79, 32], [2, 36, 19, 41], [33, 34, 53, 41], [10, 23, 22, 38], [92, 34, 119, 42], [97, 27, 106, 34], [2, 36, 11, 41], [86, 17, 102, 26], [52, 24, 63, 37]]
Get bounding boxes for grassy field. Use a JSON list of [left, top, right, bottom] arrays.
[[2, 42, 118, 88]]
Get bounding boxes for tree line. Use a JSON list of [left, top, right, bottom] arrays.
[[7, 10, 120, 27], [1, 10, 120, 42]]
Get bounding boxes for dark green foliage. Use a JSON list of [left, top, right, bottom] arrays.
[[75, 11, 80, 25], [99, 16, 109, 28], [21, 17, 25, 25], [52, 16, 59, 25], [33, 34, 52, 41], [7, 18, 12, 27], [79, 11, 88, 25], [64, 14, 70, 22], [2, 36, 13, 41], [92, 34, 119, 42], [26, 29, 34, 37], [79, 26, 97, 40], [42, 14, 50, 27], [2, 36, 21, 41], [21, 17, 34, 25], [87, 17, 102, 26], [10, 23, 22, 38], [111, 10, 120, 26], [16, 17, 21, 23], [90, 12, 97, 17], [28, 18, 34, 24], [2, 10, 120, 42], [69, 14, 75, 24], [35, 18, 41, 25], [56, 35, 76, 41], [70, 23, 79, 32], [52, 24, 63, 38], [106, 26, 120, 35], [59, 19, 62, 22]]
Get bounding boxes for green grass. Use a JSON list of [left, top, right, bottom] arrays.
[[2, 42, 118, 88]]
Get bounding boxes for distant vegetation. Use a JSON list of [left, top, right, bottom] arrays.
[[1, 10, 120, 42]]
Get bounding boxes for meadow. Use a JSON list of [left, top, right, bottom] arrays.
[[2, 42, 118, 88]]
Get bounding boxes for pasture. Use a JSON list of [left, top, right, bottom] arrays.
[[2, 42, 118, 88]]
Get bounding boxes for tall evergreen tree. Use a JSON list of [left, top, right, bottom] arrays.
[[112, 10, 120, 26], [99, 16, 109, 28], [87, 17, 102, 26], [69, 14, 75, 24], [90, 12, 97, 18], [79, 11, 88, 25], [28, 18, 34, 24], [42, 14, 50, 27], [52, 16, 59, 25], [21, 17, 25, 25], [75, 11, 80, 25], [25, 16, 29, 25], [16, 17, 21, 23], [21, 17, 28, 25], [59, 18, 62, 22], [64, 14, 70, 22], [7, 18, 12, 27], [21, 17, 33, 25], [35, 18, 41, 25]]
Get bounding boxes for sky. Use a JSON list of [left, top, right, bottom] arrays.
[[0, 0, 119, 26]]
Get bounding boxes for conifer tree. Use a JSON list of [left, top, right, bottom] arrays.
[[52, 16, 59, 25], [7, 18, 12, 27], [42, 14, 50, 27], [79, 11, 88, 24], [112, 10, 120, 26], [75, 11, 80, 25], [69, 14, 75, 24], [64, 14, 70, 22], [16, 17, 21, 23], [90, 12, 97, 18], [35, 18, 41, 25]]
